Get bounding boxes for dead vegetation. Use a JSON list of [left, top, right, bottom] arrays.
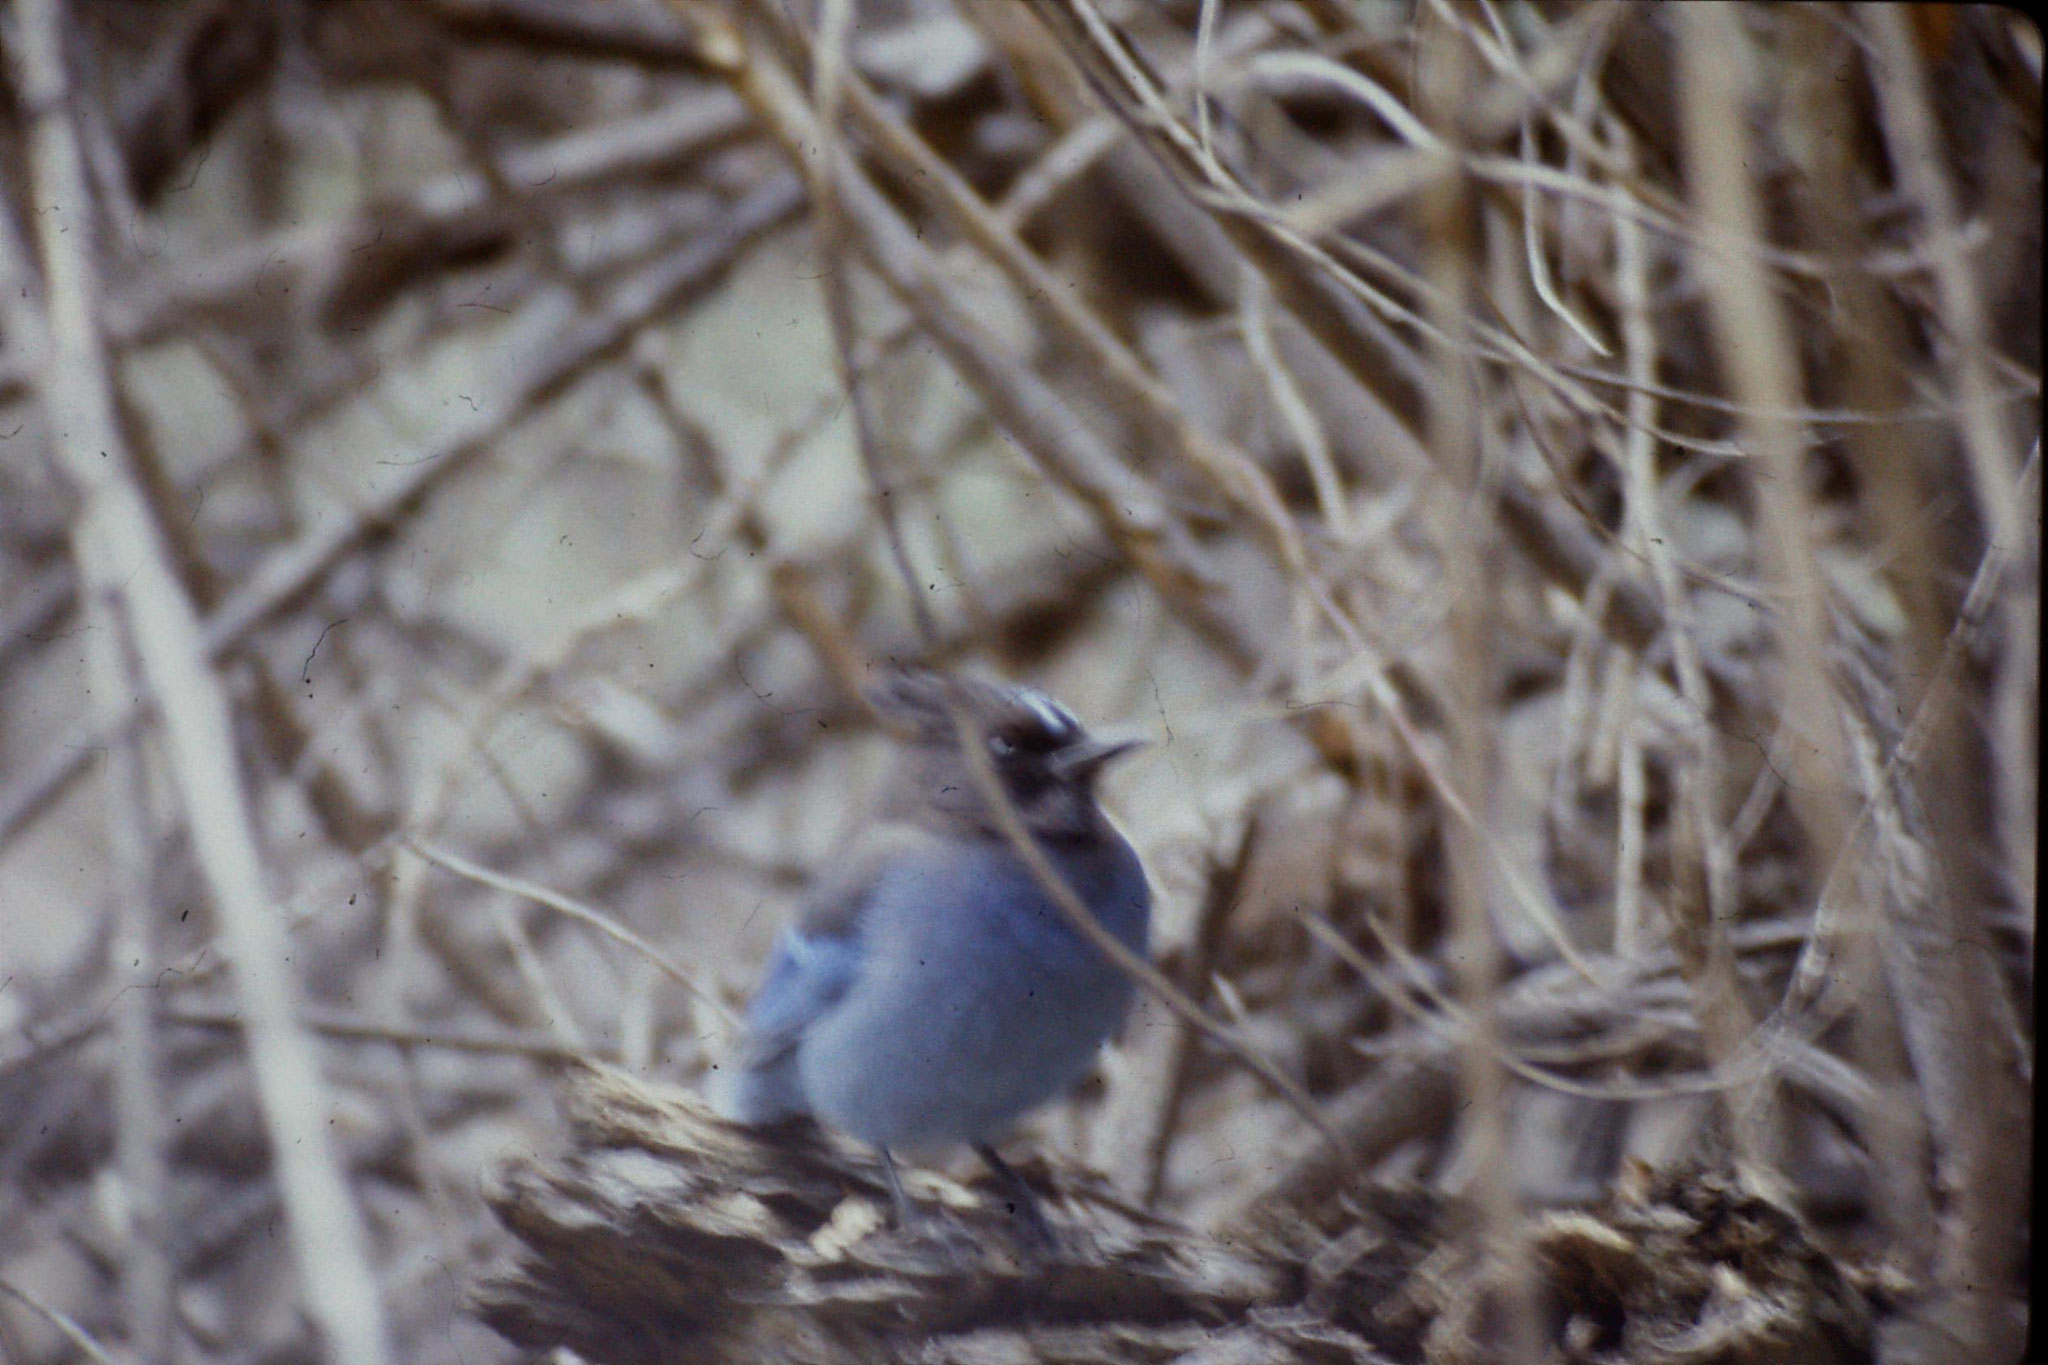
[[0, 2, 2036, 1364]]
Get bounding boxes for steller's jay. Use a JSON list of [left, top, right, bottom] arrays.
[[711, 668, 1150, 1239]]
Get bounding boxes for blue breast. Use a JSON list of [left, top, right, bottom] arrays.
[[795, 831, 1150, 1149]]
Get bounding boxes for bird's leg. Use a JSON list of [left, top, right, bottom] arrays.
[[880, 1146, 919, 1230], [877, 1148, 985, 1266], [973, 1142, 1059, 1252]]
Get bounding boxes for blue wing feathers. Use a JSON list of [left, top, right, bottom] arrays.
[[709, 925, 863, 1123], [746, 928, 863, 1043]]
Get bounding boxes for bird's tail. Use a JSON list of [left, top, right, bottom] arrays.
[[707, 1053, 809, 1125]]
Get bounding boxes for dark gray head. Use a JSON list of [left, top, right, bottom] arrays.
[[869, 669, 1142, 840]]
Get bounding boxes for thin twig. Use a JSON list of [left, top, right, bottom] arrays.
[[407, 839, 741, 1031], [0, 175, 804, 853], [682, 0, 1255, 666], [9, 3, 393, 1358]]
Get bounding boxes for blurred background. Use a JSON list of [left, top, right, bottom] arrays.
[[0, 2, 2036, 1362]]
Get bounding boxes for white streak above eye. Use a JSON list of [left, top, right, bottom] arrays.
[[1016, 688, 1080, 740]]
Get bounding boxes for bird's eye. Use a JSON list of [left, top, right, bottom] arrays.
[[988, 733, 1016, 759]]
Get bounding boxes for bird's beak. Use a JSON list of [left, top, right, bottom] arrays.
[[1051, 735, 1147, 781]]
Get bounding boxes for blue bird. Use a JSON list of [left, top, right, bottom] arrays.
[[711, 669, 1150, 1237]]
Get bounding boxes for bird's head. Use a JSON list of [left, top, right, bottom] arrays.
[[868, 669, 1143, 840]]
